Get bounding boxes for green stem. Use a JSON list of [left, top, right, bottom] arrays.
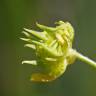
[[72, 49, 96, 68]]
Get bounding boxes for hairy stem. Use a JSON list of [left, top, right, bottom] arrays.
[[71, 49, 96, 68]]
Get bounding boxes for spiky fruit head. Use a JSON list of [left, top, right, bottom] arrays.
[[21, 21, 76, 82]]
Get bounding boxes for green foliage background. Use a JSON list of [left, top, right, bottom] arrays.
[[0, 0, 96, 96]]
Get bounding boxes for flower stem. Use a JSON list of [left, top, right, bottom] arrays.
[[72, 49, 96, 68]]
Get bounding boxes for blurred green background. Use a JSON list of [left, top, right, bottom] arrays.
[[0, 0, 96, 96]]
